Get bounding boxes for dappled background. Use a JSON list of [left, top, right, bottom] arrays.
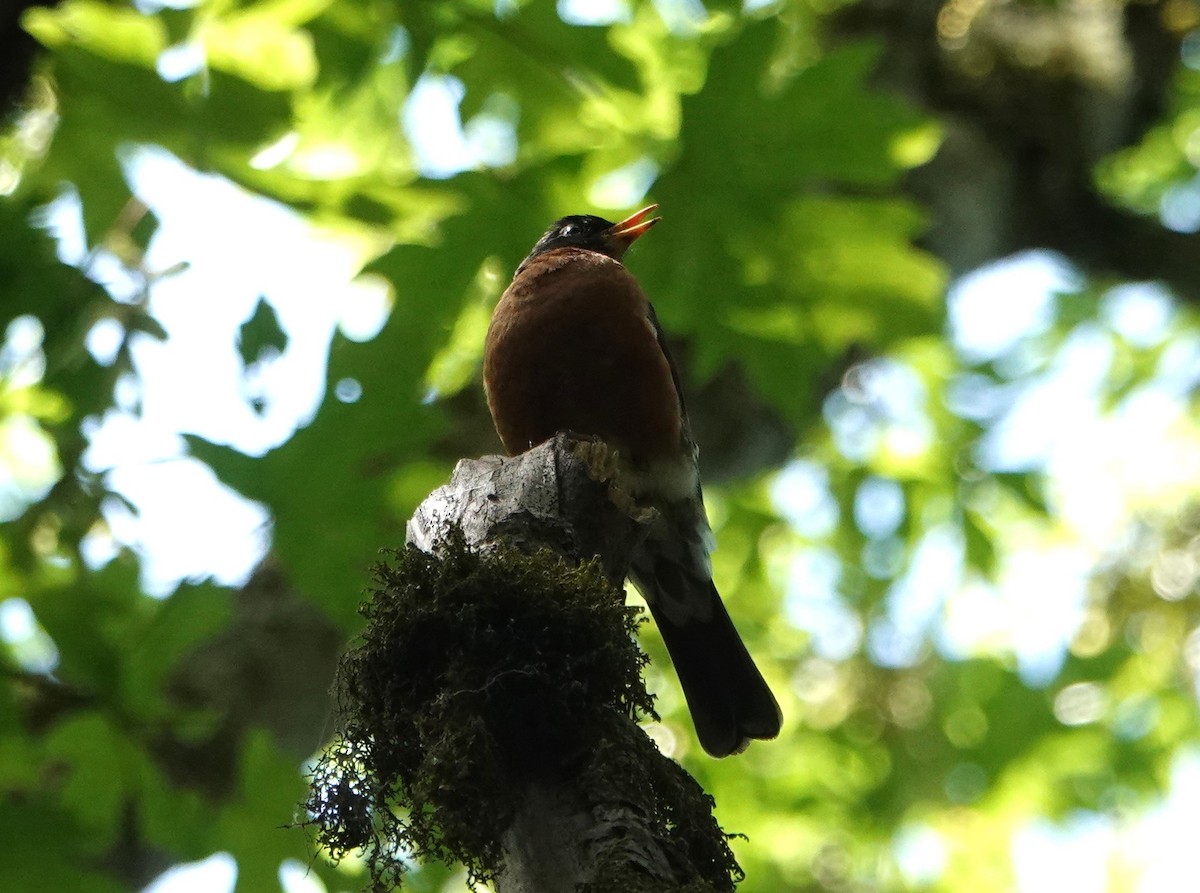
[[2, 0, 1200, 891]]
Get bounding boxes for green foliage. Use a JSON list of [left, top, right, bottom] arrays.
[[2, 1, 1199, 892], [1097, 65, 1200, 216], [238, 297, 289, 368]]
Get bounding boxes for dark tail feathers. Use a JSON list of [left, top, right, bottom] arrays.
[[647, 580, 782, 757]]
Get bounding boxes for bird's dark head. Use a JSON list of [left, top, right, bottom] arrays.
[[518, 204, 661, 272]]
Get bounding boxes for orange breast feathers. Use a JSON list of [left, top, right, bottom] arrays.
[[483, 248, 683, 465]]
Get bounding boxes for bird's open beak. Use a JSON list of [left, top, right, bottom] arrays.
[[605, 204, 661, 256]]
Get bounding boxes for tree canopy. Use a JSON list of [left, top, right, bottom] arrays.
[[2, 1, 1199, 891]]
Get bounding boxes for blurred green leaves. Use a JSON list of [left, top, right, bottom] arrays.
[[2, 1, 1200, 893], [1098, 66, 1200, 218], [639, 27, 944, 430]]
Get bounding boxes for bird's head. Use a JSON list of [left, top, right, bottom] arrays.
[[519, 204, 661, 270]]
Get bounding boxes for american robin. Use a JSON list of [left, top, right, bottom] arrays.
[[483, 204, 782, 757]]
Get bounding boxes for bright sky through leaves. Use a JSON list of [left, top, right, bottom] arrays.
[[4, 2, 1200, 892]]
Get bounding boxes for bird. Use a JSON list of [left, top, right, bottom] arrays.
[[482, 204, 782, 757]]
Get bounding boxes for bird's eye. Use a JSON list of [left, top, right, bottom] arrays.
[[559, 224, 578, 238]]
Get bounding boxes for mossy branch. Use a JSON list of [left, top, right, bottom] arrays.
[[305, 434, 743, 892]]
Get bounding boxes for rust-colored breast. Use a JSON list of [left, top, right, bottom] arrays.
[[483, 248, 683, 464]]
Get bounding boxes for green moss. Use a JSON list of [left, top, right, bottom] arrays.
[[305, 532, 657, 888]]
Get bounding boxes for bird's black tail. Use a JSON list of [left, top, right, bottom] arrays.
[[645, 579, 782, 757]]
